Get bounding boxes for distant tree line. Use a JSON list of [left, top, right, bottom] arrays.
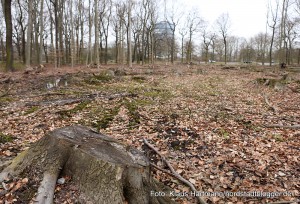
[[1, 0, 300, 71]]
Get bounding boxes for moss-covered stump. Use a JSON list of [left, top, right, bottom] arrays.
[[0, 125, 176, 204]]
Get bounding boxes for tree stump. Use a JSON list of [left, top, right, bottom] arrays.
[[0, 125, 176, 204]]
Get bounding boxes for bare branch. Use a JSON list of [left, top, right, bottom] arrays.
[[143, 139, 207, 204]]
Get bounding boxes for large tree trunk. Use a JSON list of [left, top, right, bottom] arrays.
[[0, 125, 176, 204], [39, 0, 44, 65], [3, 0, 14, 71], [94, 0, 99, 67]]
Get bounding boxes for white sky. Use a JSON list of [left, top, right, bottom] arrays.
[[177, 0, 269, 39]]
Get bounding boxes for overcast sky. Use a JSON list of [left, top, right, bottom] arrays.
[[177, 0, 269, 39]]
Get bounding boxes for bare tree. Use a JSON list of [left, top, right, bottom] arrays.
[[165, 0, 182, 64], [127, 0, 132, 68], [178, 26, 187, 63], [14, 0, 26, 63], [25, 0, 33, 67], [94, 0, 99, 67], [267, 0, 279, 66], [69, 0, 75, 67], [216, 13, 231, 64], [86, 0, 93, 66], [186, 10, 203, 63], [99, 0, 112, 64], [39, 0, 44, 65], [279, 0, 291, 64], [2, 0, 14, 71], [253, 32, 269, 65], [0, 13, 4, 62], [201, 25, 215, 64]]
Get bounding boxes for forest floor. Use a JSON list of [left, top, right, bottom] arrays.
[[0, 63, 299, 204]]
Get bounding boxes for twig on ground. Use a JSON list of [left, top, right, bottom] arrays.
[[143, 138, 207, 204], [264, 94, 279, 113], [267, 200, 300, 204], [150, 163, 176, 177], [108, 124, 141, 131], [264, 124, 300, 129]]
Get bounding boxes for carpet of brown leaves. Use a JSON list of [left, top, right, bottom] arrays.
[[0, 64, 299, 204]]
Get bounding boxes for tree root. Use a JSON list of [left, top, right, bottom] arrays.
[[35, 171, 59, 204], [264, 94, 279, 114], [143, 139, 207, 204]]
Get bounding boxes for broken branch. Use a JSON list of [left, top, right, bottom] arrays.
[[264, 94, 279, 113], [143, 139, 207, 204], [264, 124, 300, 129]]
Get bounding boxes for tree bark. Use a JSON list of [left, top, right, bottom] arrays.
[[128, 0, 132, 68], [39, 0, 44, 65], [94, 0, 100, 67], [0, 125, 176, 204], [3, 0, 14, 71]]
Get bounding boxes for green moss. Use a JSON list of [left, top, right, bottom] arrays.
[[132, 76, 146, 83], [0, 132, 13, 143], [0, 96, 14, 103], [85, 71, 114, 85], [273, 134, 285, 142], [0, 61, 25, 72], [91, 105, 120, 130], [24, 106, 39, 115], [122, 99, 140, 127], [143, 88, 172, 101], [256, 78, 286, 87], [58, 101, 90, 117], [218, 128, 230, 140]]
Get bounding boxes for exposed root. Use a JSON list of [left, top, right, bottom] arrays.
[[143, 138, 207, 204], [35, 171, 60, 204], [264, 94, 279, 114]]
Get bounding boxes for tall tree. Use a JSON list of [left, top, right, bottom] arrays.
[[94, 0, 100, 67], [39, 0, 45, 65], [186, 10, 202, 63], [86, 0, 93, 66], [216, 13, 231, 64], [15, 0, 26, 63], [3, 0, 14, 71], [99, 0, 112, 64], [178, 26, 187, 63], [69, 0, 75, 67], [165, 0, 182, 64], [127, 0, 132, 68], [267, 0, 279, 66], [201, 24, 215, 64]]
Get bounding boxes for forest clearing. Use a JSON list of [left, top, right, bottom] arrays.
[[0, 64, 299, 203]]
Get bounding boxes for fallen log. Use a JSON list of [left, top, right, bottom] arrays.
[[25, 92, 138, 107], [0, 125, 176, 204]]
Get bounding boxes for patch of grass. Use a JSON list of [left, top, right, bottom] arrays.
[[85, 71, 114, 85], [0, 61, 25, 72], [273, 134, 285, 142], [131, 76, 147, 83], [0, 132, 14, 143], [24, 106, 39, 115], [122, 99, 140, 127], [143, 88, 172, 101], [218, 128, 230, 140], [0, 96, 14, 103], [91, 105, 120, 130], [58, 101, 90, 117]]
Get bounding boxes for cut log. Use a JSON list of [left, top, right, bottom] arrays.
[[0, 125, 176, 204]]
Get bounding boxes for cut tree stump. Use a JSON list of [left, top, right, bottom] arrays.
[[0, 125, 176, 204]]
